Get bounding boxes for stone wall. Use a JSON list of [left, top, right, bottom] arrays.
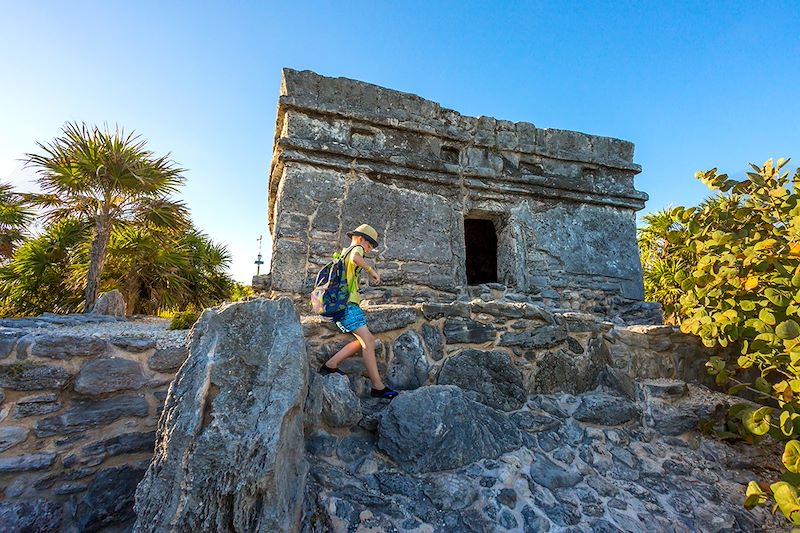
[[266, 69, 649, 316], [303, 297, 726, 403], [0, 315, 187, 532]]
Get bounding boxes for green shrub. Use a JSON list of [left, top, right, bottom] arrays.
[[169, 309, 200, 330], [672, 158, 800, 525]]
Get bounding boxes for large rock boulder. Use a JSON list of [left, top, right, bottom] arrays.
[[437, 349, 526, 411], [377, 385, 522, 473], [92, 289, 126, 316], [134, 298, 309, 533]]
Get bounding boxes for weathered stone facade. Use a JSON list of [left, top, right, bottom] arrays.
[[267, 69, 649, 316]]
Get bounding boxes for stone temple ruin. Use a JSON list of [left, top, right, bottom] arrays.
[[0, 70, 785, 532], [264, 68, 658, 322]]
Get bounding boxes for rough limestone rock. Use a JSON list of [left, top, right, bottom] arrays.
[[134, 298, 308, 533], [28, 334, 109, 360], [572, 391, 640, 426], [387, 331, 429, 390], [319, 374, 361, 428], [529, 338, 609, 395], [81, 431, 156, 462], [443, 317, 497, 343], [0, 330, 23, 359], [74, 357, 147, 396], [13, 393, 62, 418], [499, 324, 568, 349], [365, 306, 418, 333], [77, 464, 148, 531], [377, 385, 522, 473], [34, 394, 149, 437], [0, 363, 72, 391], [109, 336, 157, 352], [147, 345, 189, 371], [0, 452, 57, 472], [0, 426, 29, 452], [529, 453, 584, 490], [420, 323, 444, 361], [639, 380, 730, 436], [92, 289, 126, 316], [0, 499, 63, 533], [437, 349, 526, 411], [306, 385, 783, 531]]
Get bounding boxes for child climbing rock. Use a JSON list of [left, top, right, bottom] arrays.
[[318, 224, 398, 399]]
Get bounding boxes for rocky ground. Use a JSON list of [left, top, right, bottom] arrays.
[[126, 299, 789, 533], [304, 377, 786, 533]]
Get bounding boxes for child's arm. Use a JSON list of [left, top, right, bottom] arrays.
[[352, 253, 381, 285]]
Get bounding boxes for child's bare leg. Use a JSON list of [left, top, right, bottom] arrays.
[[353, 326, 384, 389], [325, 339, 362, 368]]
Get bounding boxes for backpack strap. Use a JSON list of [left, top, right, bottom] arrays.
[[344, 244, 365, 261], [341, 244, 364, 296]]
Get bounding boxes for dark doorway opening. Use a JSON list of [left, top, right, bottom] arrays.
[[465, 218, 498, 285]]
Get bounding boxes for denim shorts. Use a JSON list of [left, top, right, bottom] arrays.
[[335, 303, 367, 333]]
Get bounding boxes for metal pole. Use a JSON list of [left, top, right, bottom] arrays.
[[254, 235, 264, 276]]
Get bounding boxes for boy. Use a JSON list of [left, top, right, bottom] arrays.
[[318, 224, 398, 399]]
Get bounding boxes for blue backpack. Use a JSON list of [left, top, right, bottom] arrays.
[[310, 245, 360, 320]]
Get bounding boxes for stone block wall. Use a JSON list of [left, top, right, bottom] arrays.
[[0, 317, 187, 532], [303, 297, 724, 403], [267, 69, 650, 315]]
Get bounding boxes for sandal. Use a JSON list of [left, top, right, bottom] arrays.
[[370, 387, 398, 399], [318, 362, 344, 376]]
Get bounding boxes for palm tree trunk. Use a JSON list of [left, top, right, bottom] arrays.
[[125, 278, 140, 316], [84, 217, 111, 312]]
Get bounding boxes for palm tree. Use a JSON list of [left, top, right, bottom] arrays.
[[103, 225, 232, 315], [178, 228, 233, 310], [0, 218, 90, 315], [637, 208, 692, 324], [0, 182, 33, 260], [25, 122, 189, 311], [637, 209, 683, 269]]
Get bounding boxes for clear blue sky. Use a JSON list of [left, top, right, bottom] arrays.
[[1, 1, 798, 282]]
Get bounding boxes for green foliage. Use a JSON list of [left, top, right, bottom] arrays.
[[669, 158, 800, 523], [0, 182, 33, 261], [230, 282, 254, 302], [102, 225, 233, 315], [169, 309, 200, 330], [637, 210, 685, 322], [637, 198, 735, 324], [0, 122, 236, 317], [0, 218, 90, 315], [25, 122, 190, 309], [0, 221, 234, 317]]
